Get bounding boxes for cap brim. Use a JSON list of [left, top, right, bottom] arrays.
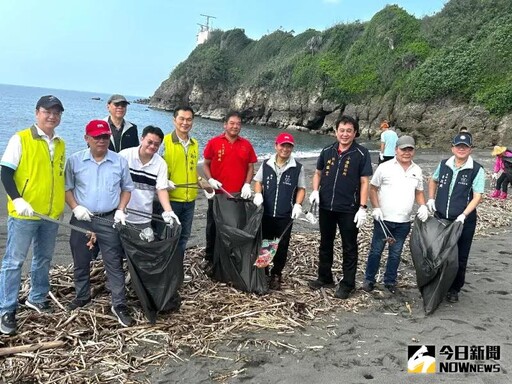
[[277, 141, 294, 146], [398, 145, 415, 149], [110, 99, 130, 104]]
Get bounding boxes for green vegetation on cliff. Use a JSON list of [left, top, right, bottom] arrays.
[[166, 0, 512, 115]]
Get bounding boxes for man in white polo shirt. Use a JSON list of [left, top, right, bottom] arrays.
[[362, 135, 429, 294], [119, 126, 180, 228]]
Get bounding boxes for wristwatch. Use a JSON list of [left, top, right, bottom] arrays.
[[360, 204, 368, 209]]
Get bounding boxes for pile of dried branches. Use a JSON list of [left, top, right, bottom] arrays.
[[0, 198, 510, 383]]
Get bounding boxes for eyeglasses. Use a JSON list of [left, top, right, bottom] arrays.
[[113, 102, 128, 108], [90, 134, 110, 141], [39, 109, 62, 117], [146, 139, 161, 147]]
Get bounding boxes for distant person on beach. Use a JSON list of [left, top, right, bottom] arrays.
[[0, 95, 65, 335], [253, 132, 306, 290], [104, 94, 138, 152], [65, 120, 135, 327], [161, 106, 200, 282], [489, 145, 512, 200], [427, 132, 485, 303], [362, 136, 428, 294], [119, 125, 179, 228], [203, 111, 258, 272], [379, 119, 398, 164], [308, 115, 373, 300]]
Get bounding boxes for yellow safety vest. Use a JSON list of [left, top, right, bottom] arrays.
[[7, 126, 65, 220], [162, 131, 198, 202]]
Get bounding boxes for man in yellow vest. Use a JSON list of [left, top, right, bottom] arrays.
[[0, 95, 65, 335], [161, 106, 200, 282]]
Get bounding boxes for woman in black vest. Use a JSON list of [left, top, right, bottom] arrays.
[[253, 133, 306, 290], [427, 133, 485, 303]]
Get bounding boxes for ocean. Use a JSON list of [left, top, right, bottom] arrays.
[[0, 83, 361, 160]]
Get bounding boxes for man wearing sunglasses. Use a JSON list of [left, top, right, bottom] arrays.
[[65, 120, 135, 327], [104, 94, 139, 153], [362, 135, 428, 295]]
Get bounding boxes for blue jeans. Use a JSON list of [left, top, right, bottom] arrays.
[[170, 201, 195, 259], [0, 217, 59, 314], [364, 220, 411, 286]]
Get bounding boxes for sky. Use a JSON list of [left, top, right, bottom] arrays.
[[0, 0, 447, 98]]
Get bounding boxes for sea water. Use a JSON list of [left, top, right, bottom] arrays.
[[0, 83, 357, 159]]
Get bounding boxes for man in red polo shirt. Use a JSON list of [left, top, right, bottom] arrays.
[[203, 111, 257, 269]]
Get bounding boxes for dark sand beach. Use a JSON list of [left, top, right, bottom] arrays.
[[0, 150, 511, 383]]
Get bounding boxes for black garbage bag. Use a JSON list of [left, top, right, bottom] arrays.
[[118, 223, 182, 323], [212, 193, 268, 294], [410, 216, 463, 315]]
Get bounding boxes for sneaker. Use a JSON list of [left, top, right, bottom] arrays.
[[67, 298, 91, 311], [269, 274, 282, 290], [334, 286, 353, 299], [446, 291, 459, 303], [385, 284, 397, 294], [362, 280, 375, 292], [489, 190, 500, 198], [0, 312, 16, 335], [308, 279, 336, 290], [111, 305, 133, 327], [498, 192, 508, 200], [26, 299, 53, 314]]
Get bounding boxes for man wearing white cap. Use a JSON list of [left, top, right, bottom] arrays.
[[253, 132, 306, 290], [363, 135, 428, 294], [427, 132, 485, 303]]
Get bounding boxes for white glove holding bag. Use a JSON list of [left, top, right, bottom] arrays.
[[253, 192, 263, 207], [208, 178, 222, 190], [455, 213, 466, 223], [162, 211, 181, 226], [417, 205, 429, 222], [72, 205, 92, 221], [426, 199, 436, 213], [241, 183, 252, 199], [309, 190, 320, 205], [204, 189, 215, 199], [114, 209, 127, 225], [371, 207, 383, 221], [291, 203, 302, 219]]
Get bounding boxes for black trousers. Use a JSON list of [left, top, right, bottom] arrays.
[[450, 217, 477, 293], [205, 199, 215, 262], [318, 208, 359, 290], [496, 173, 511, 193], [261, 215, 293, 276]]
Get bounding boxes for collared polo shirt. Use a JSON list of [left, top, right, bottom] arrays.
[[254, 154, 306, 188], [203, 134, 257, 193], [371, 158, 423, 222], [65, 149, 135, 213], [119, 147, 168, 224]]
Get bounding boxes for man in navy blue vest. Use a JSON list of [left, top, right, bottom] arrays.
[[308, 115, 373, 300], [253, 133, 306, 290], [427, 132, 485, 303]]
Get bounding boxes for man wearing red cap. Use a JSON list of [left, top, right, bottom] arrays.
[[0, 95, 65, 335], [65, 120, 135, 327], [253, 132, 306, 290]]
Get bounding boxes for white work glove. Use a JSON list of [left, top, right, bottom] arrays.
[[371, 207, 383, 221], [354, 207, 367, 228], [166, 180, 176, 190], [162, 211, 181, 226], [208, 178, 222, 189], [72, 205, 92, 221], [12, 197, 34, 217], [426, 199, 436, 213], [309, 190, 320, 205], [253, 192, 263, 207], [114, 209, 127, 225], [492, 173, 498, 180], [241, 183, 252, 199], [455, 213, 466, 223], [417, 205, 429, 222], [291, 203, 302, 219], [204, 189, 215, 199], [379, 152, 384, 161]]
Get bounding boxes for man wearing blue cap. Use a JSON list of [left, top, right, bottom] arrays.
[[0, 95, 66, 335], [427, 132, 485, 303]]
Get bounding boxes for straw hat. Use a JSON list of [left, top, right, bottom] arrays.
[[491, 146, 507, 156]]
